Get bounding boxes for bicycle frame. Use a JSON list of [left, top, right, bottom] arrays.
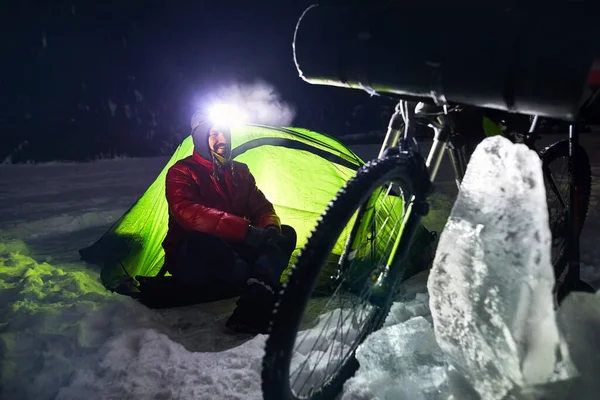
[[378, 101, 468, 188], [341, 100, 468, 291], [372, 99, 583, 299], [502, 115, 584, 295]]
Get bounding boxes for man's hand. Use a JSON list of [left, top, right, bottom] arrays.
[[265, 226, 287, 246], [245, 225, 286, 249]]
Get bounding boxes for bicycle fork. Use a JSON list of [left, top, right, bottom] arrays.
[[340, 101, 468, 301], [373, 103, 467, 294]]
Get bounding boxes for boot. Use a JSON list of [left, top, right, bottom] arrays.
[[226, 279, 276, 334]]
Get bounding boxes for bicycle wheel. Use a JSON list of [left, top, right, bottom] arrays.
[[540, 140, 591, 286], [262, 155, 426, 400]]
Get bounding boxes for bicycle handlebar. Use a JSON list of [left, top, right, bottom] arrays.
[[293, 4, 599, 121]]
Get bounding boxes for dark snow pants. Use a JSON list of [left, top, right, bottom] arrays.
[[169, 225, 297, 299]]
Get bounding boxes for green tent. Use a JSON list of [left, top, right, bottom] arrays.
[[80, 124, 365, 299]]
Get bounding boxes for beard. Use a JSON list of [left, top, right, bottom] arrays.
[[211, 142, 231, 161], [214, 144, 230, 157]]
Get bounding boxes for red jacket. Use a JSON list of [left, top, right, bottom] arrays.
[[162, 151, 281, 269]]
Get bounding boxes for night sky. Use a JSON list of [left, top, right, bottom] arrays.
[[1, 0, 393, 163]]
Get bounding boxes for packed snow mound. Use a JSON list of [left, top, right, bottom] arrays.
[[339, 272, 444, 399], [57, 330, 267, 400], [288, 307, 366, 396], [343, 316, 450, 400], [0, 239, 269, 400], [427, 136, 574, 399], [383, 292, 432, 328], [557, 290, 600, 395], [0, 240, 163, 400]]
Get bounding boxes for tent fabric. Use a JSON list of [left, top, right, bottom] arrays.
[[80, 124, 365, 292], [343, 188, 433, 291]]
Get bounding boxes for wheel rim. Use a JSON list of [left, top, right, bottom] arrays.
[[287, 181, 408, 398]]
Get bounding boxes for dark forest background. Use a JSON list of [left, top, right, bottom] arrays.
[[1, 0, 396, 163], [2, 1, 598, 163]]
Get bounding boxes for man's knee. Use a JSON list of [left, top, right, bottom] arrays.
[[280, 225, 297, 256], [281, 225, 297, 246], [178, 231, 237, 272]]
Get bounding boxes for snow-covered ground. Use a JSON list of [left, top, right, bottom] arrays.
[[0, 135, 599, 400]]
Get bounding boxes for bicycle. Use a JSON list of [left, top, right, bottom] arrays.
[[261, 3, 597, 400], [262, 2, 595, 400], [502, 119, 592, 301], [262, 99, 591, 399]]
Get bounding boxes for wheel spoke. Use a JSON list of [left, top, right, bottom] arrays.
[[289, 184, 406, 397], [263, 157, 422, 400]]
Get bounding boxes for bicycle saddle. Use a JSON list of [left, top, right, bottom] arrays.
[[414, 102, 452, 116]]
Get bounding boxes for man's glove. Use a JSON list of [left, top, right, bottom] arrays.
[[265, 226, 287, 247], [244, 225, 286, 249]]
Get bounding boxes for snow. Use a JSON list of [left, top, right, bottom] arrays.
[[344, 310, 450, 400], [556, 291, 600, 395], [107, 99, 117, 117], [0, 239, 267, 400], [58, 330, 267, 400], [0, 136, 599, 399], [0, 241, 150, 397], [125, 104, 133, 119]]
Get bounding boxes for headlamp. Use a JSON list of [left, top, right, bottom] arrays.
[[207, 103, 247, 128]]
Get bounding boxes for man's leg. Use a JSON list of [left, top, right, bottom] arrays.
[[175, 225, 297, 290], [226, 225, 298, 333], [229, 224, 297, 287], [279, 224, 298, 265], [170, 232, 248, 300]]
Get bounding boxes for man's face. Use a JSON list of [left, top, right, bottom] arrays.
[[208, 126, 230, 158]]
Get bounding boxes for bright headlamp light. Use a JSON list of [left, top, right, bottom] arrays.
[[207, 103, 248, 128]]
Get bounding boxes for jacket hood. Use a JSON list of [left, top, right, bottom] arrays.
[[190, 110, 232, 162], [192, 124, 213, 161]]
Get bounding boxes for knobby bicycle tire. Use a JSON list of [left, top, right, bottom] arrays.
[[540, 139, 591, 287], [262, 155, 422, 400]]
